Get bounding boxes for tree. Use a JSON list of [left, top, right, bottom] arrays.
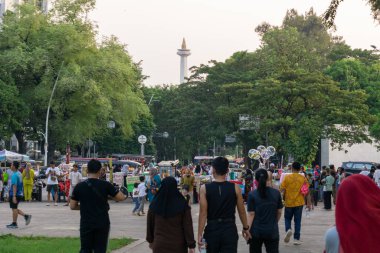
[[255, 9, 334, 76], [323, 0, 380, 27], [0, 3, 150, 159], [0, 81, 25, 141], [190, 51, 259, 85], [147, 9, 377, 165], [325, 58, 370, 91], [248, 71, 373, 163], [326, 57, 380, 141]]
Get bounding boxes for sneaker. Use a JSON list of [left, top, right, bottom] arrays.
[[54, 203, 58, 206], [284, 229, 293, 243], [6, 223, 18, 229], [46, 203, 50, 206], [24, 215, 32, 226], [294, 239, 302, 245], [63, 203, 69, 206]]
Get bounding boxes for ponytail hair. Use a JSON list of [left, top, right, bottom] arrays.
[[255, 169, 268, 198]]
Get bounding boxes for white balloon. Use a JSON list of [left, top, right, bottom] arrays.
[[248, 149, 261, 160], [261, 150, 271, 160], [267, 146, 276, 157], [257, 145, 266, 152]]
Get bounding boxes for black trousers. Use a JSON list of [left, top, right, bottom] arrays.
[[323, 191, 332, 210], [204, 222, 238, 253], [249, 236, 279, 253], [313, 190, 319, 206], [80, 226, 110, 253]]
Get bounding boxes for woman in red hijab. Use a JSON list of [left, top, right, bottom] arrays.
[[333, 174, 380, 253]]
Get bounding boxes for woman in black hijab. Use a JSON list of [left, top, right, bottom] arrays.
[[146, 176, 196, 253]]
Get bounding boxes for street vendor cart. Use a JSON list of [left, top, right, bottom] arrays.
[[157, 160, 179, 178]]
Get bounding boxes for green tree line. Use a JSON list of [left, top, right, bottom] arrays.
[[0, 1, 154, 160], [1, 4, 379, 166], [145, 9, 379, 165]]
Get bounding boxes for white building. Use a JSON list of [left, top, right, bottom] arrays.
[[320, 126, 380, 167], [0, 0, 50, 17]]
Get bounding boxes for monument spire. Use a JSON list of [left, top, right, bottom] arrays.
[[177, 38, 191, 84], [181, 38, 187, 50]]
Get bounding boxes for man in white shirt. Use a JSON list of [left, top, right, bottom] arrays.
[[136, 176, 147, 216], [45, 161, 61, 206], [373, 164, 380, 187], [64, 164, 82, 206]]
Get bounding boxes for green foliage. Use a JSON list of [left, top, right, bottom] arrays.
[[256, 9, 333, 75], [0, 80, 25, 139], [249, 71, 372, 163], [325, 59, 369, 90], [53, 0, 96, 23], [147, 9, 377, 165], [94, 113, 156, 156], [0, 2, 150, 156], [143, 81, 230, 162], [191, 51, 259, 84]]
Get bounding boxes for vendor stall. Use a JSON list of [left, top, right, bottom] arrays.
[[0, 150, 30, 162], [157, 160, 179, 177]]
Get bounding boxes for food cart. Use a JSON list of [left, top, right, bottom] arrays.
[[157, 160, 179, 178], [125, 176, 141, 193], [229, 162, 243, 180]]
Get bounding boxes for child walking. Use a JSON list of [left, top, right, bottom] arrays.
[[132, 183, 140, 215], [64, 164, 82, 206], [136, 176, 146, 216]]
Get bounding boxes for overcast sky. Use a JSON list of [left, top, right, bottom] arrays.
[[90, 0, 380, 86]]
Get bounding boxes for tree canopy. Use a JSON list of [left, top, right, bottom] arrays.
[[147, 9, 379, 165], [0, 2, 151, 159]]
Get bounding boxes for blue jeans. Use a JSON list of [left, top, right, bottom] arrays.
[[137, 196, 145, 213], [132, 197, 140, 213], [284, 206, 303, 240]]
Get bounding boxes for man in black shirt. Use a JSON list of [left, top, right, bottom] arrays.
[[70, 159, 127, 253], [198, 157, 251, 253]]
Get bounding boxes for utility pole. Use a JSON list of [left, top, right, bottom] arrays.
[[174, 136, 177, 160], [213, 140, 216, 157], [44, 62, 64, 166]]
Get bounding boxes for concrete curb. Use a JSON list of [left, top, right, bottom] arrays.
[[112, 238, 146, 253]]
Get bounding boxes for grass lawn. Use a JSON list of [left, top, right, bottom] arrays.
[[0, 234, 134, 253]]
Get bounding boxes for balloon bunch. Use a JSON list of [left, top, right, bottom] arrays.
[[248, 145, 276, 168]]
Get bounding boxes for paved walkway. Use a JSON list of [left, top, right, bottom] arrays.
[[125, 204, 334, 253], [0, 195, 334, 253]]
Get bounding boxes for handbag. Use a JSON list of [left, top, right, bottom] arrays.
[[151, 188, 158, 195], [300, 181, 309, 196]]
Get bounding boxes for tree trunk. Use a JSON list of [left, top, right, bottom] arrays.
[[15, 130, 26, 154], [47, 141, 55, 163]]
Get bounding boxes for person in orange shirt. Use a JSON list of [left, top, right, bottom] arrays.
[[280, 162, 307, 246]]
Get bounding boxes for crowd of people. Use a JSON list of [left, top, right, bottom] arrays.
[[0, 161, 37, 202], [1, 157, 379, 253], [145, 159, 380, 253]]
